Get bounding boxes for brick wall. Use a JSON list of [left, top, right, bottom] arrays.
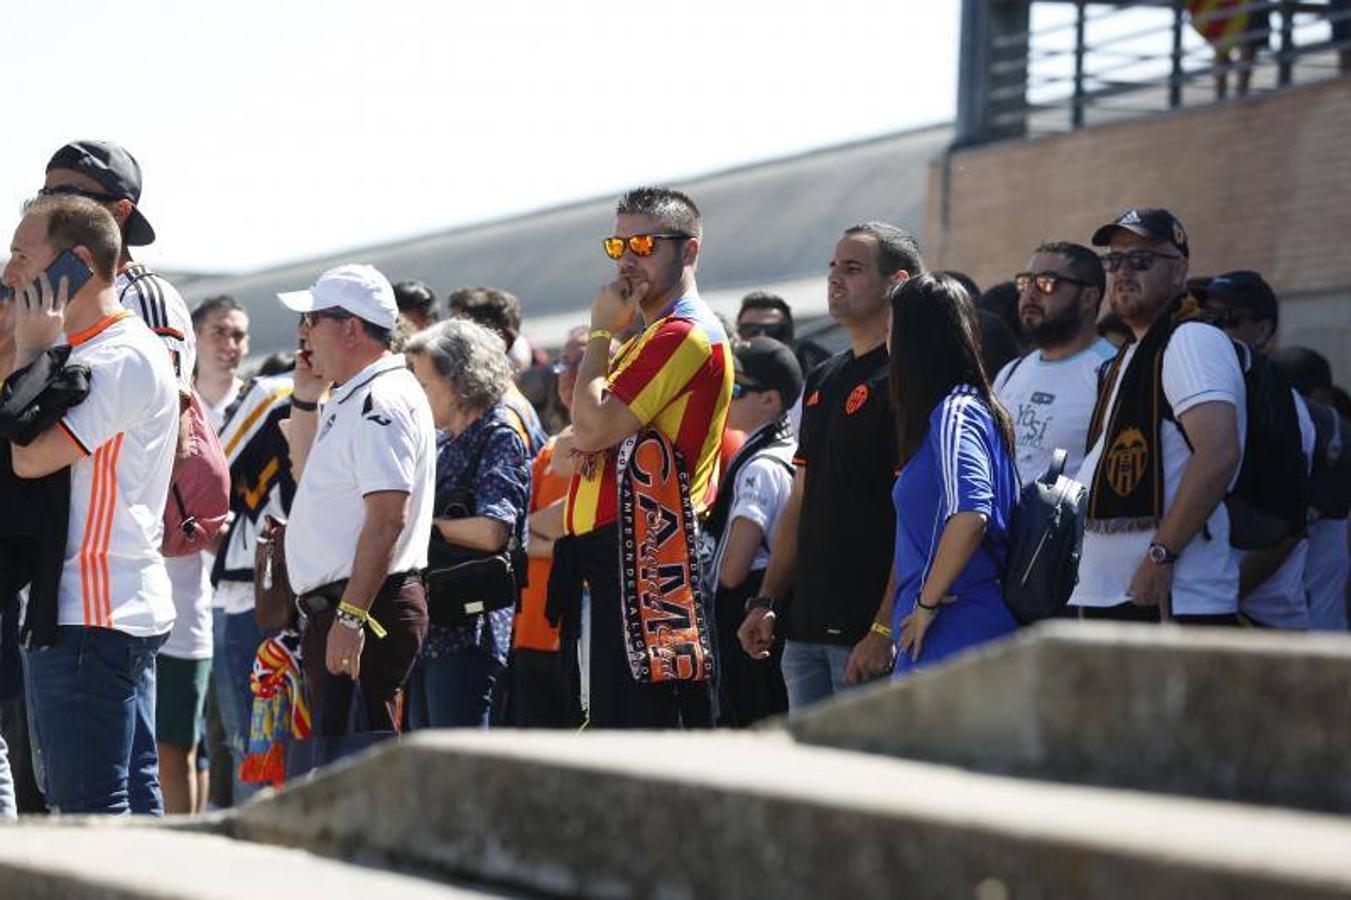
[[925, 77, 1351, 382]]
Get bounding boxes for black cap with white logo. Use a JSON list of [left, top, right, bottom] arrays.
[[1092, 207, 1189, 258]]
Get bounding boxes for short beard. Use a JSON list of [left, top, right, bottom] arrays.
[[1021, 304, 1083, 349]]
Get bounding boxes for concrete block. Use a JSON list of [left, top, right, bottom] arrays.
[[0, 820, 506, 898], [226, 729, 1351, 899], [786, 621, 1351, 814]]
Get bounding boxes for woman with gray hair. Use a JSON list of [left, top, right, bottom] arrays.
[[404, 319, 530, 729]]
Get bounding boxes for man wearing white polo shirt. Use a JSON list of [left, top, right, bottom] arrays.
[[279, 265, 435, 738], [6, 195, 179, 814]]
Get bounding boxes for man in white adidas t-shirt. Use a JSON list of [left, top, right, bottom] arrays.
[[41, 141, 195, 387], [1070, 208, 1246, 625], [994, 242, 1117, 487], [6, 195, 178, 815]]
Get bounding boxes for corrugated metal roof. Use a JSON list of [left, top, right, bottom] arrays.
[[181, 123, 953, 353]]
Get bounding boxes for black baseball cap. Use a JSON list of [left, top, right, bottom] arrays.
[[1092, 207, 1189, 258], [1192, 270, 1279, 326], [45, 140, 156, 246], [734, 336, 803, 408]]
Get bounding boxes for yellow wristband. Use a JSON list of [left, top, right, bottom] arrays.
[[337, 600, 387, 639], [870, 621, 893, 639], [588, 328, 613, 344]]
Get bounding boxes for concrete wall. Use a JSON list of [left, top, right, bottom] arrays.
[[925, 77, 1351, 382]]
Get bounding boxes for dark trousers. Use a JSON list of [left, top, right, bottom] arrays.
[[714, 572, 787, 728], [563, 525, 711, 729], [1079, 602, 1241, 626], [302, 573, 428, 737], [513, 647, 582, 728]]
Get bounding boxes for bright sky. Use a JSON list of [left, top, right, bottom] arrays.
[[2, 1, 964, 275]]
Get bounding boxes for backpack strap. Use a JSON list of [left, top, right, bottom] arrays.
[[1043, 448, 1068, 485]]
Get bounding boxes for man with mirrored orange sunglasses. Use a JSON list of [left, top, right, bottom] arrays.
[[551, 186, 733, 729]]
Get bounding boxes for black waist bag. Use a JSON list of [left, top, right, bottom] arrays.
[[425, 538, 519, 628], [1002, 449, 1088, 625], [424, 421, 523, 628]]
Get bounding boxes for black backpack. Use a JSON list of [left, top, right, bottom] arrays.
[[1221, 343, 1309, 549], [1002, 449, 1088, 625]]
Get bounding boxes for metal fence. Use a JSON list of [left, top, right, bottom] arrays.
[[963, 0, 1350, 143]]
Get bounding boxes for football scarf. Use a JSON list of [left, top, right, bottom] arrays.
[[616, 430, 714, 684], [240, 633, 311, 787], [1084, 295, 1199, 533]]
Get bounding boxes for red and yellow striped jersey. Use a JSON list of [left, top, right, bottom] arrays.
[[564, 295, 733, 536]]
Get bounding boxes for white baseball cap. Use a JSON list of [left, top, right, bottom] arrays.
[[278, 264, 398, 330]]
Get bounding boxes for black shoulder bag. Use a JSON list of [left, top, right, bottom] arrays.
[[424, 422, 523, 628]]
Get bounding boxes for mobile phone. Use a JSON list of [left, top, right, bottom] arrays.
[[43, 249, 93, 299], [1, 250, 92, 304]]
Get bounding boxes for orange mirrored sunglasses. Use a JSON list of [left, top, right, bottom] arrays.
[[601, 233, 688, 260]]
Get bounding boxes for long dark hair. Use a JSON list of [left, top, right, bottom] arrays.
[[889, 273, 1015, 468]]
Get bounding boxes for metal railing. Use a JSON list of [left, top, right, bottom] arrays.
[[967, 0, 1350, 141]]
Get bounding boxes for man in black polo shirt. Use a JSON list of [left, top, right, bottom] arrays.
[[737, 222, 920, 711]]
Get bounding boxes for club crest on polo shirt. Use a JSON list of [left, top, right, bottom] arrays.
[[362, 393, 392, 426], [805, 390, 821, 407], [318, 412, 337, 441], [1106, 426, 1149, 497], [845, 384, 869, 415]]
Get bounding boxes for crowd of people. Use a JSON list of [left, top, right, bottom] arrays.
[[0, 139, 1346, 819]]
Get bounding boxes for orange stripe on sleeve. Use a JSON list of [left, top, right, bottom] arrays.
[[97, 434, 124, 626], [79, 445, 107, 625]]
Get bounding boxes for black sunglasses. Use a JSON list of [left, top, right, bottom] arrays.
[[37, 184, 119, 204], [1101, 250, 1182, 273]]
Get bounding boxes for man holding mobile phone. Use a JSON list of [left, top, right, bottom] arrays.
[[551, 187, 733, 729], [3, 195, 180, 815]]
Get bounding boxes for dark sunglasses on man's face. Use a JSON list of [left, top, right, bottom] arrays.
[[602, 233, 688, 260], [737, 321, 791, 341], [1101, 250, 1182, 273], [1014, 271, 1092, 295], [299, 309, 354, 328], [37, 184, 118, 204]]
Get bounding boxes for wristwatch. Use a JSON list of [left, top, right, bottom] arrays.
[[743, 596, 775, 615], [1146, 542, 1179, 565]]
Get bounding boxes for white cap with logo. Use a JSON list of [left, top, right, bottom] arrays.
[[278, 264, 398, 330]]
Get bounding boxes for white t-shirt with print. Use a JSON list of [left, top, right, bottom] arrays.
[[285, 355, 436, 596], [161, 379, 242, 659], [1071, 323, 1247, 616], [55, 312, 179, 637], [712, 433, 796, 581], [1239, 390, 1316, 629], [994, 338, 1117, 487]]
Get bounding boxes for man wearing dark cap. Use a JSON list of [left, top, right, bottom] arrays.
[[1194, 272, 1316, 629], [41, 141, 195, 390], [1270, 345, 1350, 631], [1070, 208, 1247, 625], [703, 337, 801, 726]]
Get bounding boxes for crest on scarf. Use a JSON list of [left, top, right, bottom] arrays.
[[1106, 427, 1150, 498]]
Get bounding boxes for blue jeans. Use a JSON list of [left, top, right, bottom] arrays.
[[24, 626, 168, 815], [212, 608, 272, 805], [780, 640, 854, 714], [405, 644, 504, 730]]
